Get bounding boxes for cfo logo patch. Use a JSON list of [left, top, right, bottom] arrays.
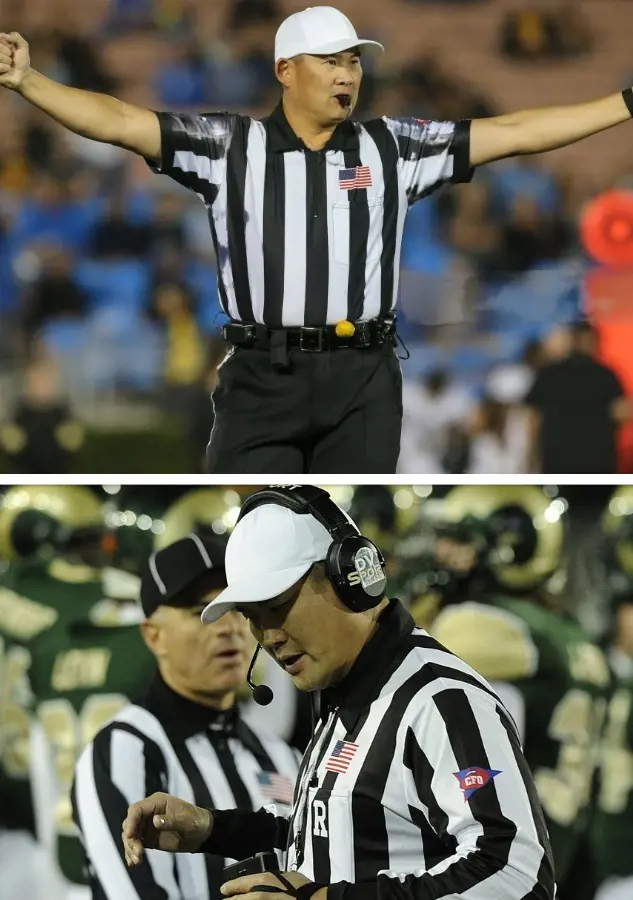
[[454, 766, 502, 800]]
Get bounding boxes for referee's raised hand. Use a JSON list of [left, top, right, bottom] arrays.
[[122, 792, 213, 866], [0, 32, 30, 91]]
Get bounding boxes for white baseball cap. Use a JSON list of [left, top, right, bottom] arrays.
[[201, 504, 337, 624], [274, 6, 384, 63]]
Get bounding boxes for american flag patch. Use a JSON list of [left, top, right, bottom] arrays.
[[338, 166, 372, 190], [257, 771, 294, 804], [325, 740, 359, 773]]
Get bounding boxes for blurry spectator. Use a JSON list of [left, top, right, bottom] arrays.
[[57, 29, 114, 93], [441, 181, 503, 283], [525, 321, 633, 473], [541, 323, 573, 362], [547, 1, 593, 58], [106, 0, 156, 33], [500, 1, 592, 61], [23, 109, 58, 174], [148, 191, 187, 258], [466, 396, 528, 473], [151, 281, 207, 409], [0, 354, 84, 473], [399, 368, 472, 473], [498, 195, 572, 278], [206, 0, 280, 109], [485, 337, 544, 406], [491, 157, 561, 218], [89, 193, 151, 258], [155, 37, 207, 107], [9, 173, 98, 255], [465, 366, 532, 473], [20, 245, 88, 345]]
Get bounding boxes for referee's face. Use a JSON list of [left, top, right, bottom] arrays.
[[144, 602, 251, 707], [238, 566, 383, 692], [279, 49, 362, 125]]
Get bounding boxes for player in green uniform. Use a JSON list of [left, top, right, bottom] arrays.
[[0, 485, 155, 899], [591, 486, 633, 900], [591, 666, 633, 900], [399, 485, 612, 899]]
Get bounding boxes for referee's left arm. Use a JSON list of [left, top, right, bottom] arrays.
[[329, 685, 555, 900], [469, 90, 632, 166]]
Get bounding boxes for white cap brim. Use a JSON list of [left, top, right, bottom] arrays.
[[201, 561, 312, 624], [276, 37, 384, 61]]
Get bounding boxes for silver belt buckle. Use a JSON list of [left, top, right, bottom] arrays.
[[299, 328, 325, 352]]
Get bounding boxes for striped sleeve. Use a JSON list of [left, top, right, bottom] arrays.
[[72, 722, 180, 900], [334, 686, 555, 900], [382, 117, 473, 206], [147, 111, 239, 206]]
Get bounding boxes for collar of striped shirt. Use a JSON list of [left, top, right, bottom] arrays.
[[138, 670, 241, 740], [265, 102, 360, 153], [321, 600, 416, 732]]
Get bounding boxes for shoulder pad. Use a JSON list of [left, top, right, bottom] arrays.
[[431, 602, 539, 681]]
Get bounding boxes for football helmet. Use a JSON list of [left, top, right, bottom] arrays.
[[0, 486, 105, 562]]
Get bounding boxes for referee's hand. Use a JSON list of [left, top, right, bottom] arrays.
[[122, 792, 213, 866]]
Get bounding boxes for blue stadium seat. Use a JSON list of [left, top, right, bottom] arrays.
[[74, 259, 152, 314]]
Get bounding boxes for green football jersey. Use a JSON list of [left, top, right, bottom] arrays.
[[0, 556, 154, 883], [431, 596, 611, 884], [591, 675, 633, 882]]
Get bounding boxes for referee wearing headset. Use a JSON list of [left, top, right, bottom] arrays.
[[2, 11, 633, 472], [122, 486, 555, 900]]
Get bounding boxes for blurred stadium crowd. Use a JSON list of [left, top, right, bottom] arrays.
[[2, 0, 633, 474], [3, 482, 633, 898]]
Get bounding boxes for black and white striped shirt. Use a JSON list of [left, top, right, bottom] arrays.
[[71, 672, 300, 900], [148, 104, 472, 327], [202, 601, 556, 900]]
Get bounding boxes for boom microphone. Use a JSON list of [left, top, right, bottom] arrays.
[[246, 644, 274, 706]]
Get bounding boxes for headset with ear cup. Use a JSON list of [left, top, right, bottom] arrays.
[[237, 485, 387, 612]]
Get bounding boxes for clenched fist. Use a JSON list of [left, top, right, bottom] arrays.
[[122, 792, 214, 866], [0, 32, 30, 90]]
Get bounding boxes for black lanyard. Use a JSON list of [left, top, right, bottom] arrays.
[[288, 707, 339, 870]]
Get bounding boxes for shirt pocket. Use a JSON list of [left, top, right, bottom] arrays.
[[332, 195, 384, 267], [303, 785, 354, 882]]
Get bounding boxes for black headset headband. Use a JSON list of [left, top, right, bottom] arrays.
[[237, 485, 358, 545]]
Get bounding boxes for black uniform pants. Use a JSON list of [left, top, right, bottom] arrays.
[[206, 343, 403, 474]]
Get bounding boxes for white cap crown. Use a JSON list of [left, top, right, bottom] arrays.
[[274, 5, 384, 62], [201, 504, 336, 624]]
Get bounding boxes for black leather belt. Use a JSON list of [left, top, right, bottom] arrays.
[[222, 316, 397, 353]]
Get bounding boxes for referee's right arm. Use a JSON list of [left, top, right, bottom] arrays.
[[1, 31, 161, 161], [73, 723, 183, 899]]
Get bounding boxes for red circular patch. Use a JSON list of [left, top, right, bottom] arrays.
[[580, 190, 633, 266]]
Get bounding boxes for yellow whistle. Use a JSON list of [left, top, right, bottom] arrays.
[[335, 320, 355, 338]]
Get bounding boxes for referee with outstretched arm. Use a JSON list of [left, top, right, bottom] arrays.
[[3, 8, 633, 473], [122, 486, 556, 900]]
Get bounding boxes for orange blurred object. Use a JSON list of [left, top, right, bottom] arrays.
[[580, 190, 633, 266]]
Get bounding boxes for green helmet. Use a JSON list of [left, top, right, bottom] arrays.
[[0, 485, 105, 563], [106, 487, 243, 575], [437, 484, 566, 592]]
